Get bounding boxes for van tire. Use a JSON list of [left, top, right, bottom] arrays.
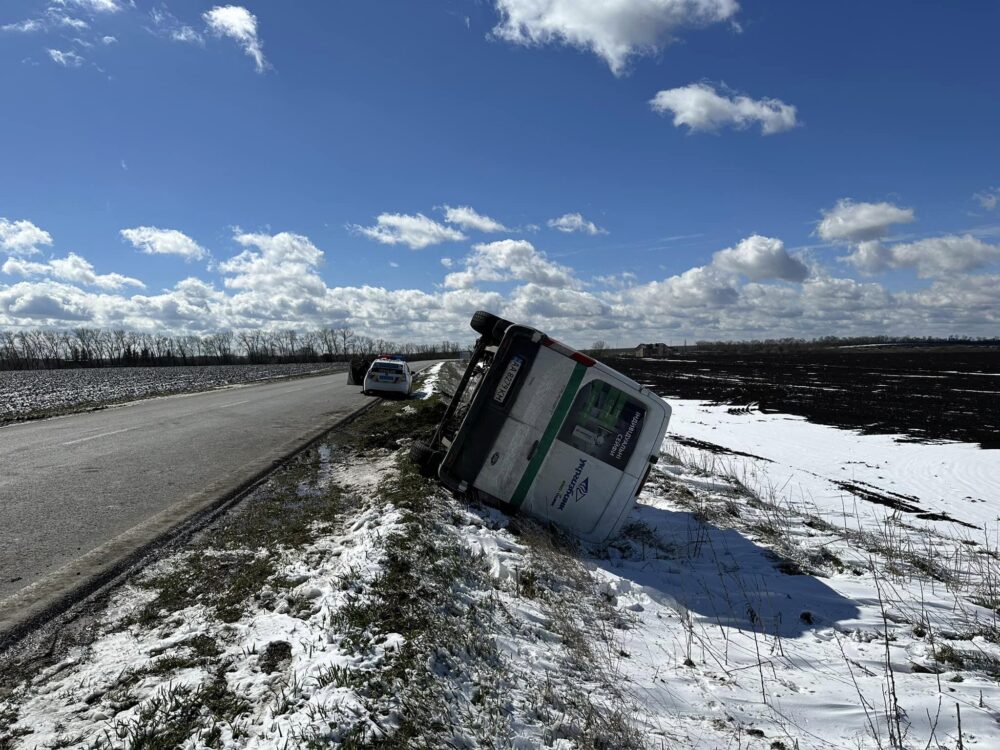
[[470, 311, 512, 344], [410, 441, 442, 477]]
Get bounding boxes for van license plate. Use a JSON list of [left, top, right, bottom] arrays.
[[494, 356, 524, 404]]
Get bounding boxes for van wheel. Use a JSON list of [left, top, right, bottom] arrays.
[[470, 311, 512, 344], [410, 441, 442, 477]]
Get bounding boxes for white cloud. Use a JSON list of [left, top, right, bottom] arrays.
[[712, 235, 808, 281], [844, 234, 1000, 278], [443, 239, 581, 289], [52, 0, 129, 13], [172, 26, 203, 44], [3, 223, 1000, 344], [650, 83, 798, 135], [3, 253, 144, 290], [220, 232, 326, 297], [351, 213, 466, 250], [101, 35, 117, 44], [2, 19, 44, 33], [120, 227, 208, 261], [492, 0, 739, 76], [45, 10, 90, 30], [0, 219, 53, 256], [628, 265, 738, 309], [594, 271, 637, 289], [0, 281, 101, 322], [48, 48, 85, 67], [547, 212, 606, 235], [203, 5, 267, 72], [442, 205, 508, 233], [974, 187, 1000, 212], [149, 8, 204, 45], [816, 198, 915, 243]]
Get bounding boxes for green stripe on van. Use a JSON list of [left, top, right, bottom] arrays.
[[509, 362, 586, 510]]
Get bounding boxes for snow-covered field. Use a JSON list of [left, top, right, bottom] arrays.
[[0, 364, 339, 423], [592, 402, 1000, 748], [2, 365, 998, 749]]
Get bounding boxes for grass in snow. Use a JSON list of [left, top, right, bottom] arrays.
[[6, 363, 1000, 749], [0, 367, 642, 749]]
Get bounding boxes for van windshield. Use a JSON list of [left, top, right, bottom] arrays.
[[557, 379, 646, 471]]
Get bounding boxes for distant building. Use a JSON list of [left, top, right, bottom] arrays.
[[635, 343, 671, 358]]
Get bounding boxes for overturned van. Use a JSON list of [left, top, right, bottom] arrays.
[[411, 311, 671, 544]]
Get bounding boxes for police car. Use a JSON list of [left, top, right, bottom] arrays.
[[363, 356, 413, 397], [411, 312, 671, 543]]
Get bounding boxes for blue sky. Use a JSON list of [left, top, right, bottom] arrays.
[[2, 0, 999, 346]]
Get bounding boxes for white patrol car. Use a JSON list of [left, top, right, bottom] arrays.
[[363, 356, 413, 397], [411, 312, 671, 544]]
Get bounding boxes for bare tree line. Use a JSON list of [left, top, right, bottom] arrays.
[[0, 327, 466, 370]]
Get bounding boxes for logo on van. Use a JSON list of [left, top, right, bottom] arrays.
[[552, 458, 588, 512]]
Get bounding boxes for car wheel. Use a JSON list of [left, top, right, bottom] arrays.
[[409, 441, 442, 477], [470, 310, 513, 344]]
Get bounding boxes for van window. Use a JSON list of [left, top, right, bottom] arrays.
[[557, 380, 646, 471]]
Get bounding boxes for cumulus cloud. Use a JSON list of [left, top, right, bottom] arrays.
[[2, 253, 144, 290], [711, 235, 808, 282], [120, 227, 208, 261], [443, 239, 581, 289], [844, 234, 1000, 278], [650, 83, 798, 135], [974, 188, 1000, 212], [442, 205, 508, 233], [48, 48, 85, 67], [3, 224, 1000, 344], [220, 232, 326, 297], [628, 265, 738, 309], [492, 0, 739, 76], [0, 219, 53, 256], [203, 5, 267, 72], [0, 281, 98, 322], [351, 213, 466, 250], [816, 198, 915, 243], [547, 212, 606, 235]]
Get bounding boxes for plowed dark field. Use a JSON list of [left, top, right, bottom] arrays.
[[608, 348, 1000, 449]]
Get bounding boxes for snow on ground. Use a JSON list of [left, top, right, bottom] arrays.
[[411, 361, 444, 399], [3, 365, 999, 749], [2, 450, 406, 748], [568, 397, 1000, 748], [665, 398, 1000, 537]]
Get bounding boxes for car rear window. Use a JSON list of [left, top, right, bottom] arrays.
[[557, 379, 646, 471], [372, 362, 404, 372]]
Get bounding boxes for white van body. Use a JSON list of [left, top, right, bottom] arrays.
[[430, 320, 670, 544], [364, 358, 412, 396]]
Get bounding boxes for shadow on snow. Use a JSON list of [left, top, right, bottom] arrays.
[[589, 502, 861, 639]]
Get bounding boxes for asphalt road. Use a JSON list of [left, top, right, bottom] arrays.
[[0, 362, 437, 630]]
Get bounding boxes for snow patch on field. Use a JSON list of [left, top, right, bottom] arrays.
[[0, 363, 337, 423], [665, 398, 1000, 539]]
